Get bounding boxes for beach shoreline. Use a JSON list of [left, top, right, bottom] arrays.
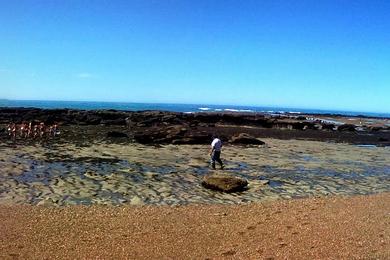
[[1, 108, 389, 259]]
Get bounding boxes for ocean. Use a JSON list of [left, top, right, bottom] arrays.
[[1, 99, 389, 118]]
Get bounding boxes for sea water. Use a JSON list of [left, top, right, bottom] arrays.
[[1, 99, 389, 118]]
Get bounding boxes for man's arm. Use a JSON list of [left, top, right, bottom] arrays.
[[209, 145, 214, 156]]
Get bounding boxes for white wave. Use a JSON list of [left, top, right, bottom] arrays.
[[222, 108, 254, 113], [320, 119, 343, 125], [199, 107, 211, 111], [288, 111, 301, 114], [214, 109, 222, 111]]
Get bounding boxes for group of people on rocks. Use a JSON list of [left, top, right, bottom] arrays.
[[6, 121, 59, 140]]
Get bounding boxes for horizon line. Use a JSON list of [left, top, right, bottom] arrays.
[[1, 98, 389, 115]]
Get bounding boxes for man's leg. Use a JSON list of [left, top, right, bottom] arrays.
[[216, 157, 224, 169], [210, 159, 216, 169], [211, 152, 216, 169], [214, 151, 224, 169]]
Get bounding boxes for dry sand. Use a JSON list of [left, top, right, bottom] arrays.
[[1, 193, 389, 259]]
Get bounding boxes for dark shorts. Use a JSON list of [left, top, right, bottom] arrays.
[[211, 151, 221, 161]]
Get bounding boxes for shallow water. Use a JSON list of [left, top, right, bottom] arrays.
[[0, 139, 389, 206]]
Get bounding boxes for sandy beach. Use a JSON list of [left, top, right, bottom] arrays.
[[2, 0, 390, 258], [1, 193, 389, 259], [1, 109, 389, 258]]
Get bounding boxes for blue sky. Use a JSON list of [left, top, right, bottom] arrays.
[[0, 0, 389, 113]]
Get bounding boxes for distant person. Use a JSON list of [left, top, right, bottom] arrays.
[[209, 135, 224, 170], [33, 124, 39, 138], [11, 123, 17, 140], [39, 122, 45, 138], [27, 122, 33, 137], [6, 123, 12, 137], [53, 123, 59, 136], [20, 122, 27, 138]]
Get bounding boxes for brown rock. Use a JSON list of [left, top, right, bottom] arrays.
[[202, 174, 248, 193]]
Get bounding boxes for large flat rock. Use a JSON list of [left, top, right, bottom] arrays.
[[202, 174, 248, 193]]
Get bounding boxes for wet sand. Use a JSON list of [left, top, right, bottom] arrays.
[[1, 193, 389, 259], [1, 139, 389, 205]]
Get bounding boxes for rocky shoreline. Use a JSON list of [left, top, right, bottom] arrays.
[[0, 107, 389, 207], [1, 107, 390, 146]]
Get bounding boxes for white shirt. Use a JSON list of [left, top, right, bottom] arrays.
[[211, 138, 222, 151]]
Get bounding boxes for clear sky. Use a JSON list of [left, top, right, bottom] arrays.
[[0, 0, 389, 113]]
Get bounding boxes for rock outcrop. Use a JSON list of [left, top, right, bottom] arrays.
[[1, 108, 388, 145], [134, 127, 211, 144]]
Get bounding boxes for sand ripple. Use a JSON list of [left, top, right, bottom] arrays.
[[0, 139, 389, 206]]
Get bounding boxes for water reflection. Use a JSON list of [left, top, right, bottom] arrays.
[[1, 151, 389, 206]]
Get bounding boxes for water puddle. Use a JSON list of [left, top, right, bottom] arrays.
[[1, 149, 390, 206], [356, 144, 377, 148]]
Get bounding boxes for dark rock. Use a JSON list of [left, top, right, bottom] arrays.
[[166, 125, 188, 136], [370, 126, 384, 132], [378, 137, 389, 142], [133, 133, 154, 144], [101, 119, 126, 125], [230, 133, 265, 145], [106, 131, 128, 138], [198, 123, 209, 127], [292, 122, 314, 130], [189, 121, 199, 127], [201, 174, 248, 193], [2, 108, 388, 146], [83, 115, 102, 125], [337, 124, 356, 132], [302, 122, 319, 130], [133, 124, 210, 144], [321, 124, 335, 130]]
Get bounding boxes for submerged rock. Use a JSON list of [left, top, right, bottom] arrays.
[[202, 174, 248, 193]]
